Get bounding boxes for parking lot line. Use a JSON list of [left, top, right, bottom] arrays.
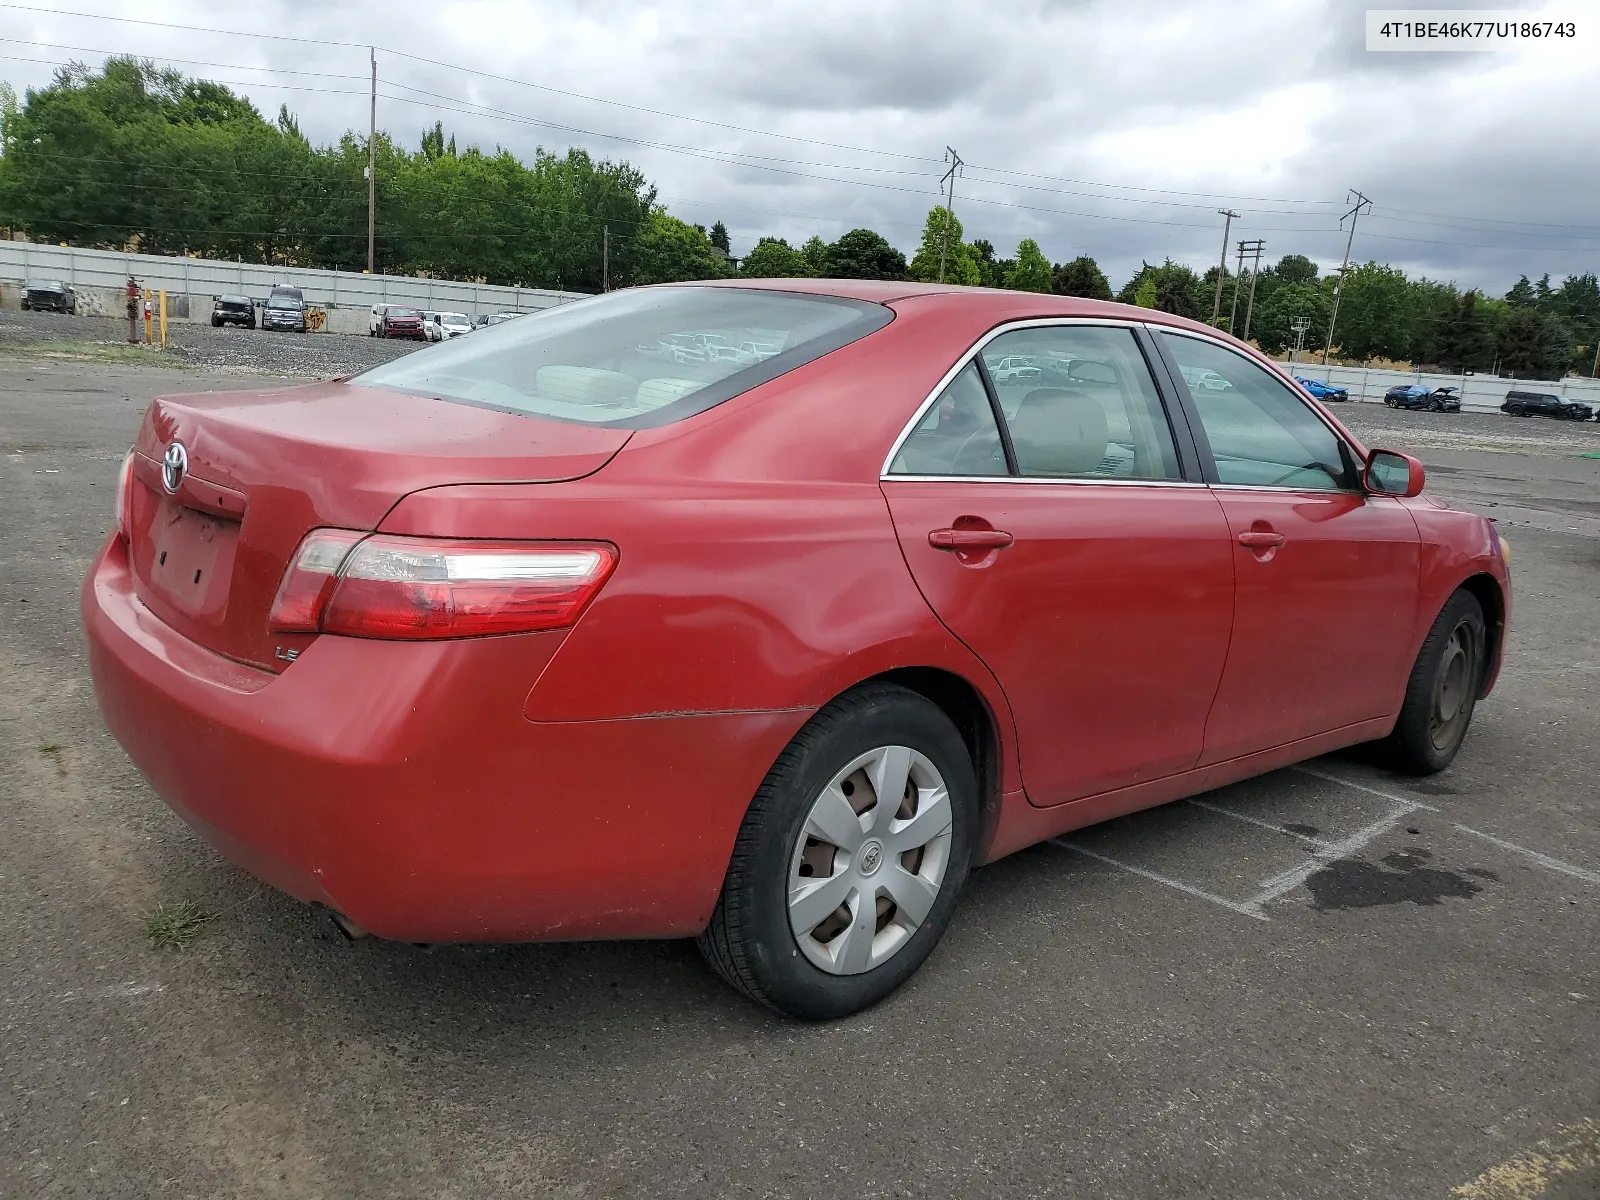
[[1292, 765, 1440, 812], [1049, 839, 1271, 921], [1249, 804, 1423, 909], [1452, 824, 1600, 887], [1186, 798, 1334, 848]]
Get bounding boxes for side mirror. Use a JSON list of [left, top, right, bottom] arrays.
[[1364, 449, 1425, 497]]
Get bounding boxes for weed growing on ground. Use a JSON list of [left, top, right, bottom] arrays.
[[143, 900, 214, 949]]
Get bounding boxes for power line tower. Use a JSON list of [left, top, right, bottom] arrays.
[[937, 147, 964, 284], [1322, 189, 1373, 366], [1288, 315, 1311, 364], [1211, 209, 1240, 327], [1239, 239, 1266, 343]]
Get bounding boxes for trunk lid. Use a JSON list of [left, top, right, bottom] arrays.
[[126, 380, 631, 672]]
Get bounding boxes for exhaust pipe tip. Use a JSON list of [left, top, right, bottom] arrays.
[[328, 910, 369, 941]]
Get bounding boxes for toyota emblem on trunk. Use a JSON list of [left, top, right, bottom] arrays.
[[161, 441, 188, 494]]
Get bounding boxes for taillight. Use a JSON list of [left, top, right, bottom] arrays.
[[268, 531, 617, 640], [113, 451, 134, 542]]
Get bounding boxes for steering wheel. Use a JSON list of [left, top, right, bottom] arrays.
[[950, 429, 1006, 475]]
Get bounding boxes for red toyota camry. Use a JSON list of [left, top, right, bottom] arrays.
[[83, 280, 1510, 1019]]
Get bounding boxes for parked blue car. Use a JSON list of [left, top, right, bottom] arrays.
[[1295, 376, 1349, 402]]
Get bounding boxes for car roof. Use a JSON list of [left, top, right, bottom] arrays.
[[693, 277, 1250, 341]]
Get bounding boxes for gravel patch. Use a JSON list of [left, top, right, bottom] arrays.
[[0, 308, 426, 377], [1334, 399, 1600, 458]]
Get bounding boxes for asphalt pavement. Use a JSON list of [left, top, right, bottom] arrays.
[[1, 360, 1596, 1199]]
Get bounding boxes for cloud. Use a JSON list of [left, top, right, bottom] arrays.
[[1, 0, 1594, 292]]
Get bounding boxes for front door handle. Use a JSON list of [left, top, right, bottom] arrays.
[[1237, 530, 1286, 550], [930, 528, 1014, 551]]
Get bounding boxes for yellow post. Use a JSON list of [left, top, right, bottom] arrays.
[[158, 289, 168, 348], [142, 288, 152, 344]]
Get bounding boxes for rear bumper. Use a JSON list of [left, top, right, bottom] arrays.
[[82, 537, 802, 942]]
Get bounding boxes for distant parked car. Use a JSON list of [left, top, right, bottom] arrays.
[[1179, 364, 1233, 392], [1385, 384, 1460, 412], [369, 304, 405, 336], [261, 293, 308, 334], [424, 311, 473, 341], [1295, 376, 1349, 402], [378, 307, 428, 340], [1501, 390, 1594, 420], [476, 312, 524, 328], [21, 279, 76, 314], [989, 355, 1042, 384], [211, 294, 256, 329]]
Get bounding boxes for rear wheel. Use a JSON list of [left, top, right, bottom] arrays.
[[698, 683, 978, 1020], [1379, 590, 1486, 774]]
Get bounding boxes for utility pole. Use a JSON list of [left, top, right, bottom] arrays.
[[1240, 239, 1265, 343], [1288, 315, 1311, 364], [1321, 189, 1372, 366], [602, 225, 610, 292], [1591, 337, 1599, 379], [937, 147, 963, 284], [1228, 241, 1247, 335], [366, 47, 376, 275], [1211, 209, 1240, 327]]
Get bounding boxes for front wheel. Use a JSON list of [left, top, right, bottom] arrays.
[[698, 683, 978, 1020], [1378, 589, 1487, 774]]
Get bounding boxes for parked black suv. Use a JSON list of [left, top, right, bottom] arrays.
[[211, 294, 256, 329], [20, 279, 76, 314], [1501, 390, 1594, 420]]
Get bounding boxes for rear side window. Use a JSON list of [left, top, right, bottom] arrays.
[[353, 287, 891, 428], [888, 363, 1007, 476], [979, 326, 1181, 480]]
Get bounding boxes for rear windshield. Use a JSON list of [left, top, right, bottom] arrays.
[[28, 280, 64, 289], [351, 286, 892, 428]]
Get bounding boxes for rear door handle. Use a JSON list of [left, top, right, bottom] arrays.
[[1237, 531, 1286, 549], [929, 528, 1014, 551]]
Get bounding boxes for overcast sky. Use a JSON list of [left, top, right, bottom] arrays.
[[2, 0, 1596, 293]]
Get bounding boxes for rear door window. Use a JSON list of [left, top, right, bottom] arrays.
[[353, 287, 891, 428], [978, 326, 1181, 480]]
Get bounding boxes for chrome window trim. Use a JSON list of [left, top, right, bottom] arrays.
[[885, 474, 1207, 489], [879, 316, 1176, 481], [1154, 326, 1370, 478]]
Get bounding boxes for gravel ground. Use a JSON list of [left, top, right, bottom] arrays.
[[1335, 399, 1600, 457], [0, 308, 424, 377]]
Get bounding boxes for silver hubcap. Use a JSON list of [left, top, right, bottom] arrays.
[[787, 745, 954, 976], [1430, 622, 1478, 750]]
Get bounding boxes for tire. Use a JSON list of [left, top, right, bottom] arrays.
[[697, 683, 979, 1020], [1378, 589, 1487, 775], [211, 316, 221, 327]]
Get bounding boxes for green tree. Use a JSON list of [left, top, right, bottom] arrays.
[[800, 235, 831, 275], [1251, 282, 1330, 356], [1504, 275, 1536, 308], [1330, 262, 1412, 361], [1498, 308, 1573, 379], [1275, 254, 1319, 286], [825, 228, 906, 280], [709, 220, 730, 254], [1120, 260, 1204, 319], [969, 239, 1003, 288], [1434, 291, 1496, 372], [1003, 238, 1052, 292], [907, 207, 980, 285], [629, 210, 733, 284], [739, 236, 811, 278], [1133, 277, 1157, 308], [1053, 255, 1112, 300]]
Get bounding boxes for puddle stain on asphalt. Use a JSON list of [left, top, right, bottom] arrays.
[[1305, 847, 1489, 911]]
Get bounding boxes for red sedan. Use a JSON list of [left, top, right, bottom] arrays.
[[82, 281, 1510, 1019], [378, 307, 428, 340]]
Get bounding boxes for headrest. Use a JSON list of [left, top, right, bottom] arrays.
[[1008, 388, 1108, 475]]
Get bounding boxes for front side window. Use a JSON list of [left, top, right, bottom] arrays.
[[980, 325, 1181, 480], [1162, 333, 1358, 491], [887, 363, 1007, 476], [354, 287, 890, 428]]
